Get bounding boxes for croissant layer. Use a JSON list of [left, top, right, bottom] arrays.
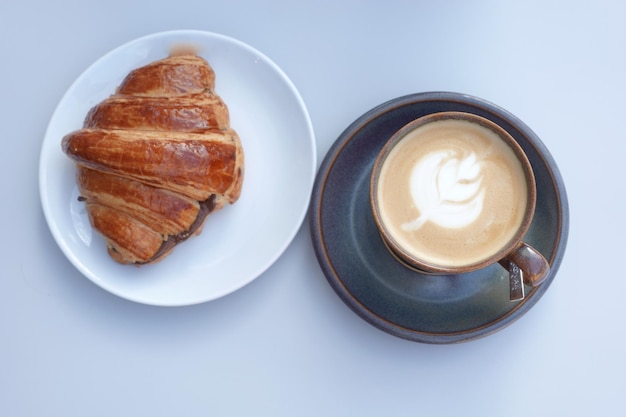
[[76, 167, 200, 237], [116, 55, 216, 97], [63, 128, 242, 201], [62, 54, 244, 264], [84, 93, 230, 132]]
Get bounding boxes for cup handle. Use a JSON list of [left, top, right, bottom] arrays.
[[499, 242, 550, 301]]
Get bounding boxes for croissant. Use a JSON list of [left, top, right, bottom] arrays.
[[62, 54, 244, 265]]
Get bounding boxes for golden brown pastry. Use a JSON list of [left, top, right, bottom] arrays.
[[62, 54, 244, 265]]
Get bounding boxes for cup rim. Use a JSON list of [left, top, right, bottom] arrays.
[[370, 111, 537, 274]]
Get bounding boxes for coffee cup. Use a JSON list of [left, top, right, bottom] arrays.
[[370, 111, 549, 300]]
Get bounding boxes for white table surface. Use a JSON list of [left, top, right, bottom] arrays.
[[2, 1, 624, 416]]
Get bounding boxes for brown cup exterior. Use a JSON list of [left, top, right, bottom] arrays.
[[370, 111, 550, 287]]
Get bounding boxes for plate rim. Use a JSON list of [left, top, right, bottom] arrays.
[[39, 29, 317, 306], [309, 91, 569, 343]]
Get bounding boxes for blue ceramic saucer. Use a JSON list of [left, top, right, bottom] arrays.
[[309, 92, 568, 344]]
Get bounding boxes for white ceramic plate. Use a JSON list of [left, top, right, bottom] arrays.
[[39, 30, 316, 306]]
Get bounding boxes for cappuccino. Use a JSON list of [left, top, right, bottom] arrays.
[[372, 113, 532, 269]]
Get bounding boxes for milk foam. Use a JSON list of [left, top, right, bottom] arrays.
[[402, 149, 485, 231], [375, 116, 529, 268]]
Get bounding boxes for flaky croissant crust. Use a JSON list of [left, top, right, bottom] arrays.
[[62, 54, 244, 264]]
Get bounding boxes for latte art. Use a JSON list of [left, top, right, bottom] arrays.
[[402, 149, 485, 231], [374, 116, 530, 269]]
